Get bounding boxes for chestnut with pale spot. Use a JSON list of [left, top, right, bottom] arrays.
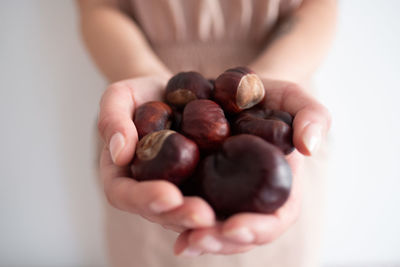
[[214, 67, 265, 114], [131, 130, 200, 185], [165, 71, 213, 108]]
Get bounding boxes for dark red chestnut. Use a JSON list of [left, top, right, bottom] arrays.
[[131, 130, 199, 185], [200, 134, 292, 218], [214, 67, 265, 114], [181, 99, 230, 151], [233, 109, 294, 154], [165, 71, 213, 108], [133, 101, 172, 139], [170, 108, 183, 132], [264, 109, 294, 126], [208, 78, 215, 90]]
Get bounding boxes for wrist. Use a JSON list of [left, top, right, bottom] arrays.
[[249, 65, 313, 88], [249, 64, 305, 84]]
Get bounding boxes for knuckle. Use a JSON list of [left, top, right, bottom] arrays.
[[255, 233, 275, 245], [99, 83, 126, 112], [104, 186, 119, 210], [104, 182, 140, 214], [152, 180, 178, 196], [97, 115, 109, 136], [97, 114, 117, 139], [99, 82, 125, 109], [284, 81, 303, 93], [107, 81, 127, 93], [107, 82, 127, 96], [97, 114, 130, 142]]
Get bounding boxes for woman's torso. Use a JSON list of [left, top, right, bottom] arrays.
[[119, 0, 302, 77]]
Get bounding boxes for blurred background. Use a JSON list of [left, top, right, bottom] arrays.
[[0, 1, 399, 266]]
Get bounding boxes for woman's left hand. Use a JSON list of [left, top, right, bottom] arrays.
[[174, 79, 331, 256]]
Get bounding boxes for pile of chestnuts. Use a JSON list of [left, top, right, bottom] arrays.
[[131, 67, 294, 218]]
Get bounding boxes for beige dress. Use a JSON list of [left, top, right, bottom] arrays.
[[104, 1, 328, 266]]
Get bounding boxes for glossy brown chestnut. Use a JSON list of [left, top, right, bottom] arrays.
[[133, 101, 172, 139], [131, 130, 199, 185], [233, 109, 294, 154], [200, 134, 292, 218], [165, 71, 213, 108], [181, 99, 230, 151], [214, 67, 265, 114]]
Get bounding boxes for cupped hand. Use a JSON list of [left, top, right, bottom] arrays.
[[98, 76, 216, 232], [173, 79, 331, 256]]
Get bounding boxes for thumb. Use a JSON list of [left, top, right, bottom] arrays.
[[98, 82, 138, 166], [292, 102, 331, 156]]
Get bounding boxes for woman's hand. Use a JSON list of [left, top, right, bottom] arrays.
[[98, 75, 216, 232], [173, 79, 331, 256]]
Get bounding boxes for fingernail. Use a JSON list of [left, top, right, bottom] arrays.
[[197, 235, 222, 252], [149, 197, 182, 214], [303, 123, 322, 155], [109, 132, 125, 163], [182, 214, 210, 228], [179, 247, 203, 257], [223, 227, 255, 243]]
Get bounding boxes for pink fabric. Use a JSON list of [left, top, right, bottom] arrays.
[[118, 0, 303, 78]]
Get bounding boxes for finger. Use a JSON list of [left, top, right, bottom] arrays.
[[98, 82, 138, 166], [174, 230, 204, 257], [264, 81, 332, 156], [175, 227, 255, 256], [100, 146, 184, 215], [157, 197, 215, 229], [162, 224, 186, 233], [291, 101, 331, 156]]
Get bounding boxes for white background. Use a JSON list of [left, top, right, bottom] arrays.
[[0, 1, 399, 266]]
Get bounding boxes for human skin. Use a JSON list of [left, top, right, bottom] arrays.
[[77, 0, 336, 256]]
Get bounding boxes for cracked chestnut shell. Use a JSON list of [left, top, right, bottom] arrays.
[[131, 130, 199, 185], [200, 134, 292, 217], [181, 99, 230, 151], [165, 71, 213, 108], [233, 109, 294, 154], [133, 101, 172, 139], [214, 67, 265, 114]]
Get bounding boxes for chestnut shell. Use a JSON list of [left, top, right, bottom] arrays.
[[213, 67, 265, 114], [181, 99, 230, 151], [200, 134, 292, 218], [131, 130, 200, 185], [133, 101, 172, 139], [233, 109, 294, 154], [165, 71, 213, 108]]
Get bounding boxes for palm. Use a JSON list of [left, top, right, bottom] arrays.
[[98, 77, 330, 256]]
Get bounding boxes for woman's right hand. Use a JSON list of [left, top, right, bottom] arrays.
[[98, 76, 216, 232]]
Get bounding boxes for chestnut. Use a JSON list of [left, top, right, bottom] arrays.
[[165, 71, 213, 108], [133, 101, 172, 139], [233, 109, 294, 154], [214, 67, 265, 114], [131, 130, 199, 185], [181, 99, 230, 151], [170, 108, 183, 132], [200, 134, 292, 218], [264, 109, 294, 126], [208, 78, 215, 90]]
